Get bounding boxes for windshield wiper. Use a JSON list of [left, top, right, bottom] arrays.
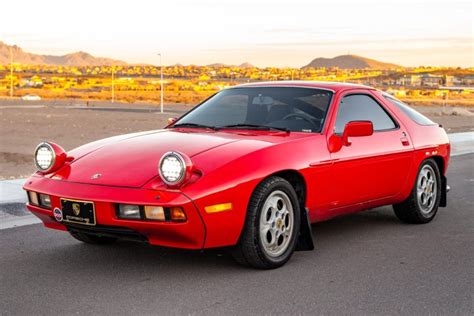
[[216, 124, 290, 133], [172, 123, 217, 130]]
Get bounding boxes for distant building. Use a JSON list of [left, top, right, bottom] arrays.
[[397, 75, 421, 86], [461, 75, 474, 86], [385, 88, 407, 97], [445, 75, 455, 86], [420, 74, 443, 87]]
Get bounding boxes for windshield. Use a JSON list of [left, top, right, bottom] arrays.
[[172, 87, 333, 133]]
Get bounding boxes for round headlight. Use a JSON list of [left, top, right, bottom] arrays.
[[34, 142, 55, 172], [159, 152, 186, 185]]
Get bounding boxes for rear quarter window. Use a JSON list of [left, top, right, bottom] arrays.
[[383, 96, 436, 126]]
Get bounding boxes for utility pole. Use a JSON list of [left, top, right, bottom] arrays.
[[157, 53, 163, 113], [443, 90, 448, 114], [111, 66, 115, 103], [9, 46, 13, 98]]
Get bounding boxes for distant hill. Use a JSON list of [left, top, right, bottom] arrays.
[[207, 63, 227, 67], [302, 54, 400, 69], [1, 41, 402, 69], [238, 62, 254, 68], [206, 62, 255, 68], [0, 41, 127, 66]]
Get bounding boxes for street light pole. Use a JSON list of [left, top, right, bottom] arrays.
[[9, 46, 13, 98], [111, 66, 115, 103], [158, 53, 163, 113]]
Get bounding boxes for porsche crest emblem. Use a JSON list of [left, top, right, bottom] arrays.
[[72, 203, 81, 216]]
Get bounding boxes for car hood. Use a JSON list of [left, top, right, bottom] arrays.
[[54, 130, 240, 187]]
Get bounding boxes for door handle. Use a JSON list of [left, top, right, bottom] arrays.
[[400, 137, 410, 146]]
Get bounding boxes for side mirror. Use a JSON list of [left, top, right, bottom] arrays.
[[167, 117, 177, 126], [342, 121, 373, 146]]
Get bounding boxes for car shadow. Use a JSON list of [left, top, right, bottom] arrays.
[[311, 205, 401, 242], [21, 206, 404, 276]]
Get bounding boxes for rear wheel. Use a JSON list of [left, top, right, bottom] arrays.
[[232, 176, 300, 269], [393, 159, 441, 224], [69, 231, 117, 244]]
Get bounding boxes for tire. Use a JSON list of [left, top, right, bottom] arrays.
[[393, 158, 441, 224], [69, 231, 117, 244], [232, 176, 301, 269]]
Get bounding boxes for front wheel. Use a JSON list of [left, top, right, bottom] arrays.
[[393, 159, 441, 224], [232, 176, 300, 269]]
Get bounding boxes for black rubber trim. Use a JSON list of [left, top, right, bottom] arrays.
[[440, 175, 447, 207], [65, 223, 148, 242], [295, 207, 314, 251]]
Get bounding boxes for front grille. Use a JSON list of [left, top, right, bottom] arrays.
[[65, 223, 148, 242]]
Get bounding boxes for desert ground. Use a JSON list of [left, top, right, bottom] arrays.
[[1, 98, 473, 179]]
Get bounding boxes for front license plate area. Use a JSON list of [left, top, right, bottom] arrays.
[[61, 199, 96, 226]]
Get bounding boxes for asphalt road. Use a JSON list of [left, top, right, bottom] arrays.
[[1, 155, 473, 315]]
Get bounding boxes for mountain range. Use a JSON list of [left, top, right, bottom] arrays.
[[0, 41, 126, 66], [302, 54, 400, 69], [1, 41, 401, 69]]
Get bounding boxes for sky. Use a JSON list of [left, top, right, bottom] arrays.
[[1, 0, 472, 67]]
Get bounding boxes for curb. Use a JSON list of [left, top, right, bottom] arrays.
[[0, 178, 27, 204], [449, 132, 474, 157]]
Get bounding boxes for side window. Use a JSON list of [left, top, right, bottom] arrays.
[[383, 95, 436, 126], [334, 94, 397, 134]]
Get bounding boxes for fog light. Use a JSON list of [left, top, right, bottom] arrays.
[[28, 191, 39, 206], [170, 207, 187, 222], [38, 194, 51, 209], [144, 206, 165, 221], [117, 204, 141, 219]]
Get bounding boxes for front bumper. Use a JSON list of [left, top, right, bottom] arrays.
[[24, 176, 206, 249]]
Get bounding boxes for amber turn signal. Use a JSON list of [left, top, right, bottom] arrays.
[[170, 207, 187, 221], [204, 203, 232, 214]]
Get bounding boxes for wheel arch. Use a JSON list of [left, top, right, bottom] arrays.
[[431, 155, 445, 175], [268, 169, 307, 209]]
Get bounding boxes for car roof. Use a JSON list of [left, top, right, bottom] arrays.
[[231, 80, 375, 92]]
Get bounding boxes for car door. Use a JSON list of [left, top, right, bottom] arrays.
[[326, 90, 414, 210]]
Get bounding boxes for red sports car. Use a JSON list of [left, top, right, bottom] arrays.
[[24, 81, 450, 269]]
